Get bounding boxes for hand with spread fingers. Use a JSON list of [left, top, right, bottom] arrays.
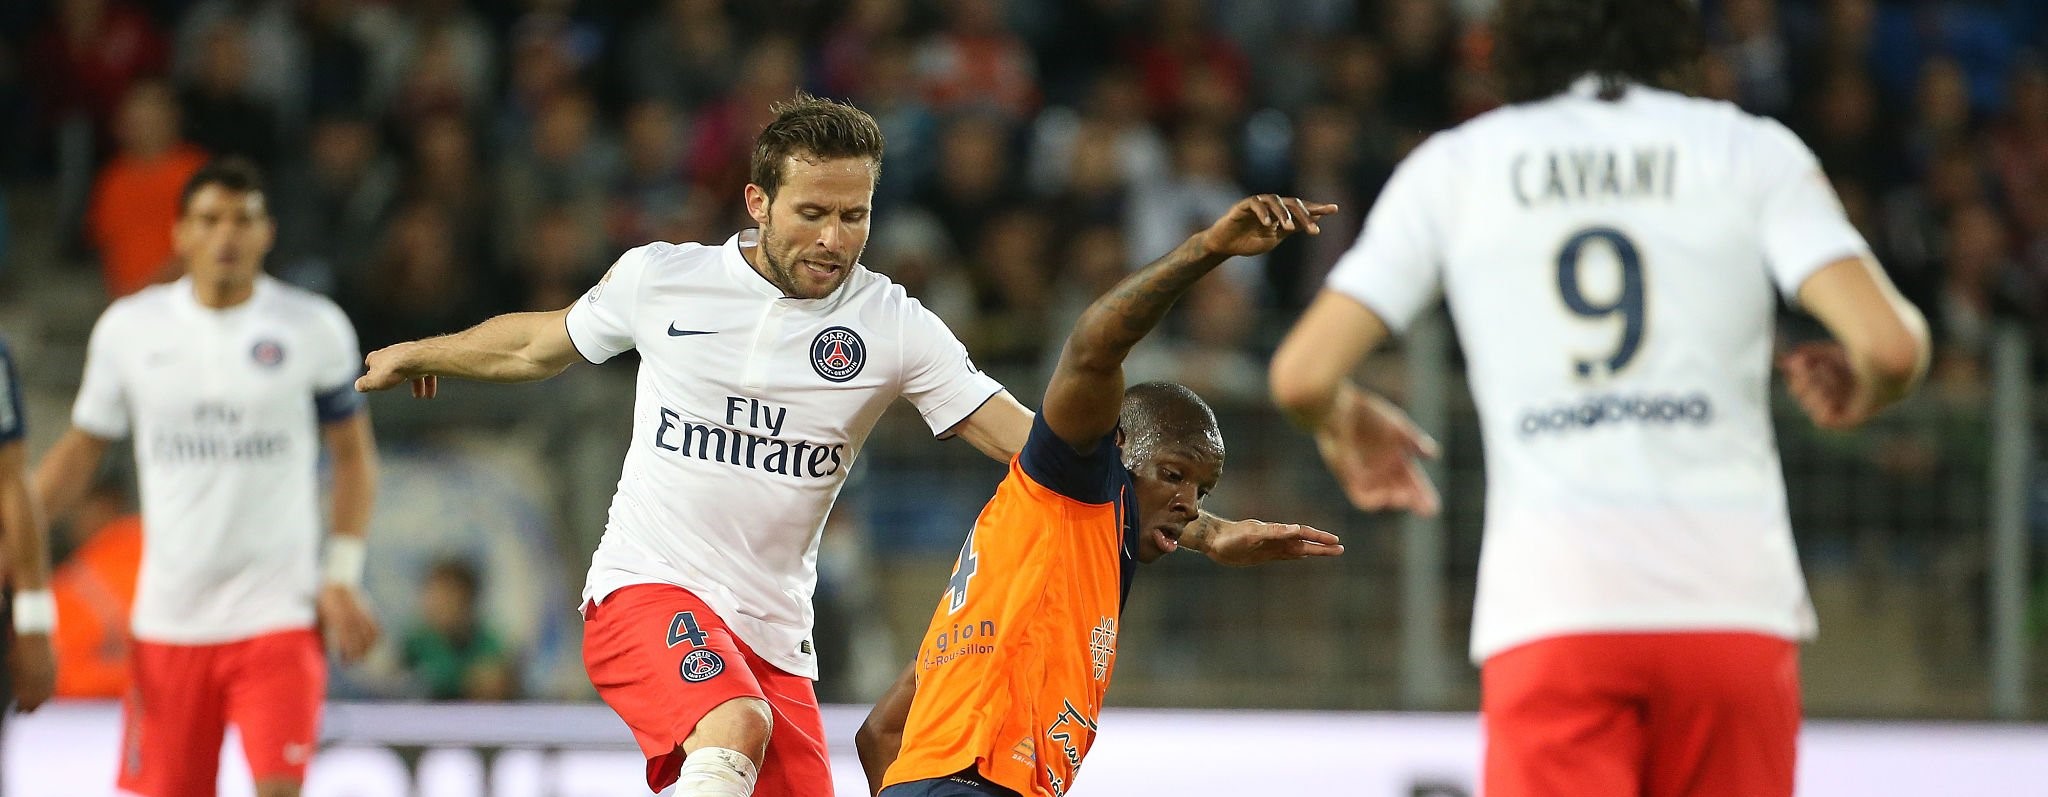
[[1198, 519, 1345, 567], [1198, 194, 1340, 259], [1315, 384, 1442, 517]]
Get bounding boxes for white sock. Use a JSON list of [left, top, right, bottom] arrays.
[[673, 746, 759, 797]]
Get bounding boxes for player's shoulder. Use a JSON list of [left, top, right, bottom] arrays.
[[838, 264, 930, 316], [620, 239, 719, 282], [257, 277, 355, 329], [97, 281, 184, 328]]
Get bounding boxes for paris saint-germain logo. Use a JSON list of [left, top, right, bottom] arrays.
[[809, 326, 866, 383], [679, 649, 725, 683], [250, 339, 286, 369]]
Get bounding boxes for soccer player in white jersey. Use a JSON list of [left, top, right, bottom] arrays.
[[356, 95, 1324, 797], [1269, 2, 1932, 796], [34, 158, 382, 797]]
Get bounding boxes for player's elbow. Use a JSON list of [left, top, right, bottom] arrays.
[[1268, 358, 1333, 421], [1857, 307, 1932, 393]]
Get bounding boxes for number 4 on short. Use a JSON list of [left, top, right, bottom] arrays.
[[667, 611, 709, 649]]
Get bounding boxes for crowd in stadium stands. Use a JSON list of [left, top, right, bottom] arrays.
[[3, 0, 2047, 699]]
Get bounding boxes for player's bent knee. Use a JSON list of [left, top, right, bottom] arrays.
[[685, 696, 773, 759]]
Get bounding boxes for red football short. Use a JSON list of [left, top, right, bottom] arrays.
[[582, 584, 830, 795], [1481, 631, 1800, 797], [117, 628, 326, 797]]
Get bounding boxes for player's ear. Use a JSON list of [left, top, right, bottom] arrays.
[[744, 184, 771, 226]]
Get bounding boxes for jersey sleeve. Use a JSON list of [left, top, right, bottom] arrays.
[[0, 338, 25, 445], [310, 301, 366, 423], [1324, 133, 1453, 334], [73, 309, 131, 439], [898, 298, 1004, 437], [1017, 413, 1119, 504], [1751, 118, 1872, 300], [564, 244, 654, 364]]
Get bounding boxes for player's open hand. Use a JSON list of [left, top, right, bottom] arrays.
[[1201, 519, 1344, 567], [357, 343, 437, 398], [1780, 341, 1873, 430], [1315, 386, 1441, 517], [8, 633, 55, 713], [1198, 195, 1339, 259], [316, 584, 382, 664]]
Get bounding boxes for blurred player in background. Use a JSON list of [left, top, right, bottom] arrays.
[[1, 334, 56, 722], [35, 158, 382, 797], [855, 194, 1360, 797], [1270, 1, 1932, 796]]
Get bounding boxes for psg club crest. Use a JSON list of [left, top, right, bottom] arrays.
[[679, 649, 725, 683], [249, 339, 286, 369], [809, 326, 866, 383]]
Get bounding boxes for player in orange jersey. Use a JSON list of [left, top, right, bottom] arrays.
[[856, 194, 1426, 797]]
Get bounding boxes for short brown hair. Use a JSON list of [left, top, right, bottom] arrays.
[[749, 93, 885, 199], [180, 156, 267, 215]]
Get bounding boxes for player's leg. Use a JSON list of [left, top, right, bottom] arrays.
[[220, 629, 326, 797], [118, 640, 230, 797], [583, 584, 771, 795], [1480, 634, 1649, 797], [743, 644, 832, 797], [1641, 632, 1799, 797]]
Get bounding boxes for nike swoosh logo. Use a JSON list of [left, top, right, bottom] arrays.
[[668, 324, 717, 337]]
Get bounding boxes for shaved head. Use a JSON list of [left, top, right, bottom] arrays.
[[1119, 382, 1224, 468]]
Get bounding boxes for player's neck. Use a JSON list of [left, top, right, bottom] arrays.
[[190, 277, 256, 309]]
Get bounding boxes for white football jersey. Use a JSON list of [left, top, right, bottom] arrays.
[[567, 230, 1003, 678], [73, 276, 365, 644], [1328, 78, 1869, 662]]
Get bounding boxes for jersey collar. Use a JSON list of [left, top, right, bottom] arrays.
[[171, 274, 273, 317]]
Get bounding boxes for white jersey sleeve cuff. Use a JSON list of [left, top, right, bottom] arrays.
[[564, 301, 629, 364], [920, 376, 1006, 438]]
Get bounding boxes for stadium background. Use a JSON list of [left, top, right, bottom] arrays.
[[3, 0, 2048, 792]]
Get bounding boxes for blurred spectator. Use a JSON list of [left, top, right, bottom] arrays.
[[1374, 0, 1456, 131], [1126, 0, 1248, 129], [867, 209, 975, 327], [1028, 68, 1170, 200], [401, 558, 516, 701], [1041, 120, 1133, 242], [350, 199, 488, 349], [1802, 65, 1893, 193], [273, 111, 397, 295], [495, 88, 616, 261], [920, 112, 1022, 253], [50, 478, 141, 699], [625, 0, 740, 114], [819, 0, 913, 100], [854, 37, 941, 211], [28, 0, 169, 150], [400, 111, 497, 289], [917, 0, 1039, 119], [687, 35, 801, 205], [87, 80, 207, 298], [301, 0, 374, 120], [171, 0, 305, 127], [1715, 0, 1794, 117], [519, 204, 602, 311], [177, 17, 280, 169], [1130, 123, 1264, 289], [1902, 56, 1977, 177], [1279, 104, 1373, 307], [363, 0, 494, 127], [609, 99, 691, 251], [497, 7, 594, 152], [1881, 143, 1988, 312], [966, 208, 1054, 369], [1932, 203, 2012, 391], [1991, 58, 2048, 234]]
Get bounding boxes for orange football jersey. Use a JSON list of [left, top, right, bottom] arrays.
[[884, 416, 1137, 796]]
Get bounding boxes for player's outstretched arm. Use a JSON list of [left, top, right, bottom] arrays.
[[856, 662, 919, 796], [356, 307, 583, 396], [1044, 195, 1335, 448], [1271, 292, 1441, 516], [1783, 255, 1931, 430]]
